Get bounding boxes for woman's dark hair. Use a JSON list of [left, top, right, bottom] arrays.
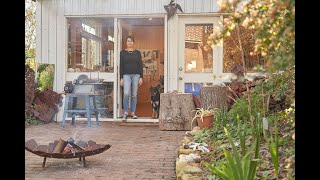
[[126, 35, 135, 42]]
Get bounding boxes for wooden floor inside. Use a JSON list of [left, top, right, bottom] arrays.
[[135, 102, 153, 118]]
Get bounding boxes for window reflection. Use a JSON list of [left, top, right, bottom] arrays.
[[185, 24, 213, 73], [67, 18, 114, 73]]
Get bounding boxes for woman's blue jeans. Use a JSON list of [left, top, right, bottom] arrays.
[[123, 74, 140, 114]]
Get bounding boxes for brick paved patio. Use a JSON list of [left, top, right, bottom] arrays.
[[25, 121, 186, 180]]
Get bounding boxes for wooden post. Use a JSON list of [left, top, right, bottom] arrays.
[[159, 93, 195, 130], [200, 86, 228, 110]]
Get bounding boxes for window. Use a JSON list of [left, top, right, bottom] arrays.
[[67, 18, 114, 73], [184, 24, 213, 73]]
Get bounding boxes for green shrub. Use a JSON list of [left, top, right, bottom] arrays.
[[37, 65, 54, 91]]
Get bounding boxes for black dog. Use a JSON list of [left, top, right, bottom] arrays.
[[150, 84, 161, 119]]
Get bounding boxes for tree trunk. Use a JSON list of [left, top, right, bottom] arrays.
[[159, 93, 195, 131], [200, 86, 228, 110]]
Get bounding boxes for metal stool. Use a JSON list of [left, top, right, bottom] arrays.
[[62, 93, 100, 128]]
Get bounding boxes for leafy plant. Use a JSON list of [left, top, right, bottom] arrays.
[[25, 115, 40, 125], [236, 114, 247, 157], [194, 129, 209, 143], [191, 107, 215, 128], [214, 107, 229, 129], [204, 126, 260, 180], [263, 117, 279, 180], [192, 107, 215, 122], [37, 65, 54, 91]]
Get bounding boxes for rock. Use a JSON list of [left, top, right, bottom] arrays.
[[188, 142, 210, 152], [192, 126, 201, 131], [185, 131, 194, 137], [184, 144, 190, 149], [181, 174, 201, 180], [176, 161, 203, 177], [178, 153, 201, 163], [178, 148, 195, 155], [191, 127, 202, 135], [181, 136, 193, 145]]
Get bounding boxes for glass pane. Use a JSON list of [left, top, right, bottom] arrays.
[[66, 82, 114, 118], [67, 18, 114, 73], [223, 25, 266, 73], [185, 24, 213, 73]]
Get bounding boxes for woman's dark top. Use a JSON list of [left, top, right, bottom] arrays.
[[120, 49, 143, 79]]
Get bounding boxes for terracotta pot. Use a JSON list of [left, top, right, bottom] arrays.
[[196, 114, 214, 129]]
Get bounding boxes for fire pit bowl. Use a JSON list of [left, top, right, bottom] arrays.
[[25, 139, 111, 167]]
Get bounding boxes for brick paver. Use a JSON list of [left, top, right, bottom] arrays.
[[25, 121, 186, 180]]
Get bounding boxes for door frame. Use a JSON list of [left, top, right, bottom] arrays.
[[115, 15, 167, 120]]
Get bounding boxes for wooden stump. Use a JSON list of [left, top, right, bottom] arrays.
[[159, 93, 195, 131], [200, 86, 228, 110]]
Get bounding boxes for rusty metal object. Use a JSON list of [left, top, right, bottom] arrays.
[[25, 65, 36, 116], [25, 139, 111, 167], [25, 64, 63, 123]]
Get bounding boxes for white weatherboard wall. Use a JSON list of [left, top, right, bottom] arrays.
[[35, 0, 220, 121], [36, 0, 219, 91]]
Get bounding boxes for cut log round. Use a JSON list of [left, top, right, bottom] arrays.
[[159, 93, 195, 131], [51, 138, 67, 153], [200, 86, 228, 110]]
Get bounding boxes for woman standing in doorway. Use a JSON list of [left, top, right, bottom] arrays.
[[120, 35, 143, 121]]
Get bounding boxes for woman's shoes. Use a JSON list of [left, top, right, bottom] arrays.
[[131, 114, 138, 119], [122, 113, 138, 121], [122, 114, 128, 122]]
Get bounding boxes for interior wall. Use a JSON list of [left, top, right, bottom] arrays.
[[131, 26, 164, 104], [120, 24, 164, 117]]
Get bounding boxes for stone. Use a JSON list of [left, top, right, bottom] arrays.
[[176, 161, 202, 177], [181, 136, 193, 145], [184, 144, 189, 149], [178, 148, 195, 155], [191, 127, 202, 135], [181, 174, 201, 180], [178, 153, 201, 163]]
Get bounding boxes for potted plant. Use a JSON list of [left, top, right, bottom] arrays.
[[191, 107, 215, 129]]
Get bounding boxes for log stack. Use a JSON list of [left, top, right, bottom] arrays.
[[226, 77, 266, 110], [226, 77, 289, 112]]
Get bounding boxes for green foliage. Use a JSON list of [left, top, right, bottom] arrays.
[[212, 0, 295, 108], [214, 0, 295, 72], [194, 130, 209, 143], [214, 107, 229, 129], [25, 115, 40, 125], [204, 1, 295, 178], [204, 127, 260, 180], [228, 97, 250, 123], [236, 114, 247, 157], [37, 65, 54, 91], [263, 117, 279, 180], [25, 58, 36, 71]]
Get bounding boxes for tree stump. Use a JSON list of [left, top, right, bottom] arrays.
[[159, 93, 195, 131], [200, 86, 228, 110]]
